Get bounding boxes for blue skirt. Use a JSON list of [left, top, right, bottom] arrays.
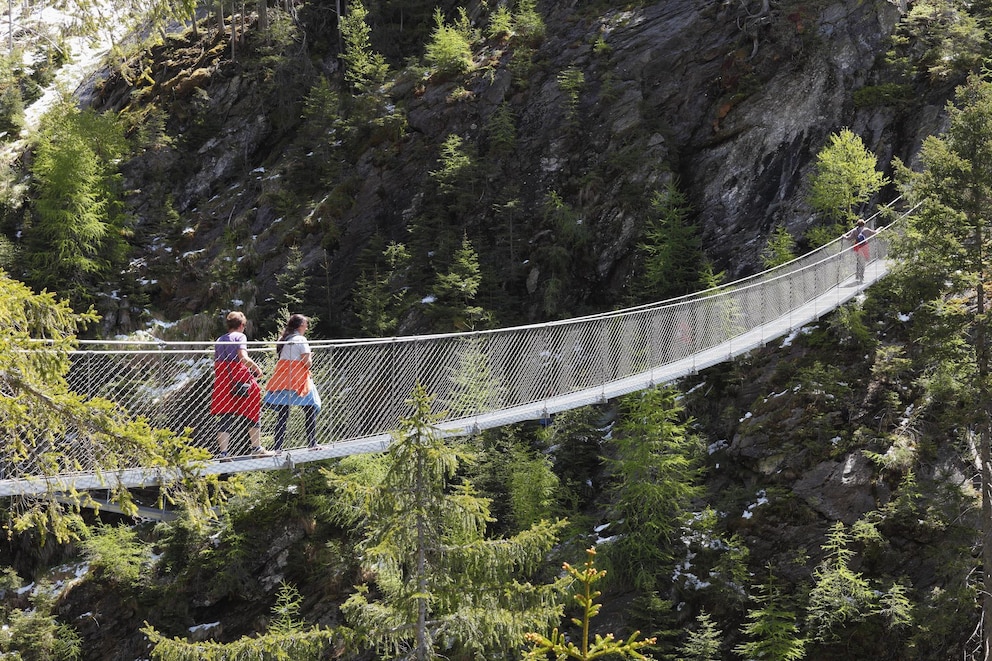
[[264, 385, 322, 411]]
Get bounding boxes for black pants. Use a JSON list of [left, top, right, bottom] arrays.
[[272, 405, 318, 450]]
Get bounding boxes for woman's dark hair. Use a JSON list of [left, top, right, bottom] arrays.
[[276, 314, 308, 357]]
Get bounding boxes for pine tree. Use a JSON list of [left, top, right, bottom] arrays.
[[637, 183, 703, 301], [430, 234, 488, 330], [523, 547, 656, 661], [892, 74, 992, 657], [604, 385, 703, 590], [734, 571, 806, 661], [340, 0, 389, 94], [143, 583, 341, 660], [678, 610, 723, 661], [806, 522, 876, 641], [0, 270, 215, 542], [22, 97, 129, 307], [324, 385, 568, 660], [425, 7, 473, 77], [761, 225, 797, 268]]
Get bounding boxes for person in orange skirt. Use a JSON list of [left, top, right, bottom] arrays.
[[210, 311, 273, 458], [264, 314, 322, 451]]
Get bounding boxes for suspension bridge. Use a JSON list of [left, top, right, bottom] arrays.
[[0, 209, 907, 500]]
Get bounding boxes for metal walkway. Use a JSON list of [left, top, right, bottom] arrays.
[[0, 210, 905, 498]]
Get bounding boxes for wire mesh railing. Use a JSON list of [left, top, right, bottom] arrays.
[[2, 206, 908, 496]]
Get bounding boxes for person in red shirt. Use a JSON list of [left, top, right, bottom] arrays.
[[210, 311, 274, 458]]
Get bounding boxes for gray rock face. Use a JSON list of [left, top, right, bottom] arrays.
[[104, 0, 946, 327], [793, 452, 891, 524]]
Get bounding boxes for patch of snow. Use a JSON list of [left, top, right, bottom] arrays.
[[188, 621, 221, 633]]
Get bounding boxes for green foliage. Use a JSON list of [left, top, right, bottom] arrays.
[[340, 0, 389, 94], [557, 67, 585, 124], [893, 79, 992, 655], [22, 96, 130, 307], [0, 271, 221, 543], [487, 5, 514, 41], [508, 448, 560, 530], [900, 0, 989, 81], [852, 82, 914, 108], [523, 547, 656, 661], [274, 246, 309, 314], [144, 583, 342, 660], [430, 133, 476, 196], [430, 234, 488, 330], [637, 183, 703, 301], [425, 8, 473, 77], [80, 524, 149, 587], [604, 386, 703, 590], [761, 225, 797, 268], [806, 522, 913, 646], [808, 128, 888, 225], [0, 586, 82, 660], [807, 522, 877, 640], [323, 385, 568, 660], [486, 102, 517, 157], [353, 241, 411, 336], [540, 406, 604, 512], [512, 0, 546, 45], [0, 51, 25, 138], [734, 571, 806, 661], [677, 610, 723, 661]]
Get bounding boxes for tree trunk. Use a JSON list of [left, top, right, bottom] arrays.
[[414, 435, 429, 661], [976, 220, 992, 661]]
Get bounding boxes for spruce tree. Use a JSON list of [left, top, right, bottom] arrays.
[[604, 385, 703, 591], [143, 583, 341, 660], [0, 270, 215, 542], [523, 547, 656, 661], [892, 74, 992, 657], [22, 98, 129, 307], [734, 570, 806, 661], [761, 225, 797, 268], [339, 0, 389, 94], [637, 183, 703, 301], [678, 610, 723, 661], [324, 385, 568, 660]]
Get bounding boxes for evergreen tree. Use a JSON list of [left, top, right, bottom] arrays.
[[806, 522, 877, 641], [0, 573, 81, 660], [425, 7, 473, 77], [892, 74, 992, 657], [807, 128, 888, 244], [353, 240, 411, 337], [734, 570, 806, 661], [637, 183, 703, 301], [678, 610, 722, 661], [0, 270, 215, 542], [604, 385, 703, 591], [324, 385, 568, 660], [523, 547, 656, 661], [274, 245, 309, 314], [340, 0, 389, 94], [22, 98, 129, 307], [143, 583, 342, 660], [430, 234, 488, 330], [761, 224, 797, 268]]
